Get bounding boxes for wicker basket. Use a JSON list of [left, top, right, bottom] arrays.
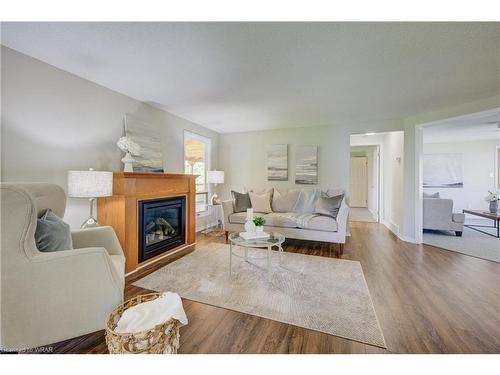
[[105, 293, 180, 354]]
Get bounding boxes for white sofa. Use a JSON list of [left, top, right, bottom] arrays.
[[222, 188, 349, 256], [423, 197, 465, 236], [0, 183, 125, 350]]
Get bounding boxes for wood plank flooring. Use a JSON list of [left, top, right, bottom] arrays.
[[47, 222, 500, 354]]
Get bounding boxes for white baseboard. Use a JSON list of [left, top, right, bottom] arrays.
[[381, 219, 399, 235], [381, 219, 418, 244]]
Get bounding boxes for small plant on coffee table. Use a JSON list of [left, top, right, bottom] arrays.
[[253, 217, 266, 227]]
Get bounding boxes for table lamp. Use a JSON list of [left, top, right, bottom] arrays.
[[207, 170, 224, 205], [67, 168, 113, 228]]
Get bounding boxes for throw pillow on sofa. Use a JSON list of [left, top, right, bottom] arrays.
[[293, 189, 321, 214], [314, 193, 344, 219], [272, 188, 301, 212], [245, 187, 273, 205], [35, 209, 73, 252], [231, 190, 252, 213], [325, 188, 345, 197], [249, 191, 273, 213]]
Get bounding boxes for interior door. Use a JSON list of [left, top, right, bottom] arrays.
[[350, 157, 368, 207]]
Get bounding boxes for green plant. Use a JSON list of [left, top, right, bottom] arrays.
[[253, 217, 266, 226]]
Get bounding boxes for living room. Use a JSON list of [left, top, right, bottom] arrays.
[[421, 112, 500, 262], [1, 2, 499, 372]]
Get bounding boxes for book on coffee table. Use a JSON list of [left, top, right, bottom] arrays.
[[239, 231, 270, 240]]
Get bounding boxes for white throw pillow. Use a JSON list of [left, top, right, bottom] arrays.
[[249, 191, 273, 213], [244, 187, 273, 196], [272, 188, 301, 212]]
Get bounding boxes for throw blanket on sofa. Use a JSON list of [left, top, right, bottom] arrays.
[[272, 212, 318, 228]]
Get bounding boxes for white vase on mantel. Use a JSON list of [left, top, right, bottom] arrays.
[[255, 226, 264, 233], [122, 152, 135, 172]]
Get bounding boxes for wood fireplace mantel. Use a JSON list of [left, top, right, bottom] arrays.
[[97, 172, 196, 273]]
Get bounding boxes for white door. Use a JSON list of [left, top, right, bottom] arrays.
[[350, 157, 368, 207]]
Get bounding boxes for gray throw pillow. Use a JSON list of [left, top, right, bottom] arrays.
[[293, 189, 321, 214], [423, 192, 440, 198], [231, 190, 252, 213], [35, 209, 73, 252], [314, 193, 344, 218]]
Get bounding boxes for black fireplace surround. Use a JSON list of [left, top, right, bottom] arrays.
[[138, 196, 186, 262]]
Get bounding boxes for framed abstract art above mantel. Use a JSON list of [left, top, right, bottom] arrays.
[[124, 114, 164, 173]]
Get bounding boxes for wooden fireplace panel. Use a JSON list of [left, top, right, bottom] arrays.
[[97, 172, 196, 273]]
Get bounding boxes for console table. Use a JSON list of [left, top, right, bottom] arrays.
[[462, 209, 500, 238]]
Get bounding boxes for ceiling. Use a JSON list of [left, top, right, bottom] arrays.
[[423, 111, 500, 143], [2, 22, 499, 133]]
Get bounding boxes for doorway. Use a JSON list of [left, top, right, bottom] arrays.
[[348, 144, 380, 223], [415, 108, 500, 262]]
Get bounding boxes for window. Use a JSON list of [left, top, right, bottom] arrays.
[[184, 131, 211, 214]]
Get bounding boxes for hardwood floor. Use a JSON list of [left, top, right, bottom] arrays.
[[47, 222, 500, 354]]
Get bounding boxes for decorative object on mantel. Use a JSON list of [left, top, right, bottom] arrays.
[[267, 144, 288, 181], [295, 145, 318, 184], [244, 208, 256, 233], [67, 169, 113, 228], [124, 114, 164, 172], [485, 190, 500, 213], [207, 170, 224, 205], [117, 136, 141, 172], [253, 216, 266, 233]]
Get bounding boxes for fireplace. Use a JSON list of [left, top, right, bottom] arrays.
[[138, 196, 186, 262]]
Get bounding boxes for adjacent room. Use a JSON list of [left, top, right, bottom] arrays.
[[421, 111, 500, 262]]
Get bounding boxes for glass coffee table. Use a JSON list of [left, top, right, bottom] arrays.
[[228, 232, 285, 282]]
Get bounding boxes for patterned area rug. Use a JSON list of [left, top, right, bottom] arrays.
[[133, 243, 386, 348]]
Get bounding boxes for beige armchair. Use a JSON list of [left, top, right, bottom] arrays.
[[1, 183, 125, 351]]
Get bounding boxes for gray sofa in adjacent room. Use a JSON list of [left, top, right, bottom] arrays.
[[423, 194, 465, 236]]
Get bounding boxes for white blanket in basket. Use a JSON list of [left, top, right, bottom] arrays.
[[115, 292, 188, 334]]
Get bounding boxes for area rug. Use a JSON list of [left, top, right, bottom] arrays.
[[423, 227, 499, 263], [133, 243, 386, 348]]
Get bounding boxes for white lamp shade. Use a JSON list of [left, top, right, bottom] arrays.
[[67, 170, 113, 198], [207, 170, 224, 184]]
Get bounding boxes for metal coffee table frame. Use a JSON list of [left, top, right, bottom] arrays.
[[228, 232, 285, 282], [463, 209, 500, 238]]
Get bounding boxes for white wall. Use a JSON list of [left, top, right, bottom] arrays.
[[423, 139, 499, 221], [1, 47, 219, 229], [218, 125, 351, 199]]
